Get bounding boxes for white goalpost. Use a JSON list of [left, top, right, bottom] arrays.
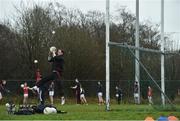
[[105, 0, 168, 110], [160, 0, 165, 106], [105, 0, 110, 111]]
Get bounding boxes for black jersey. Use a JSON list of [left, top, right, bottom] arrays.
[[116, 87, 122, 95], [76, 82, 81, 94], [48, 55, 64, 73], [80, 88, 85, 95], [49, 83, 54, 91], [97, 84, 103, 93]]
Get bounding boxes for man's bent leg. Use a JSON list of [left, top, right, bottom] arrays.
[[39, 86, 46, 105], [55, 72, 65, 105], [36, 73, 55, 87]]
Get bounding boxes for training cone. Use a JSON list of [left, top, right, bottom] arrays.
[[168, 116, 179, 121], [145, 116, 155, 121], [157, 116, 168, 121]]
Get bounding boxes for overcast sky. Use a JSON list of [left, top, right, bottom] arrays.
[[0, 0, 180, 43]]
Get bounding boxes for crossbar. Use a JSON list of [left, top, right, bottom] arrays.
[[109, 42, 180, 55]]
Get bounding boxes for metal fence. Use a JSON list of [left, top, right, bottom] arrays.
[[2, 80, 180, 104]]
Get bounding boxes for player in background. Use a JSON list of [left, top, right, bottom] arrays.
[[115, 85, 123, 104], [48, 81, 55, 105], [97, 81, 104, 105], [71, 78, 81, 104], [147, 86, 153, 105], [0, 80, 10, 101], [80, 85, 88, 105], [134, 81, 139, 104], [34, 60, 42, 84], [21, 82, 33, 107], [35, 68, 42, 83]]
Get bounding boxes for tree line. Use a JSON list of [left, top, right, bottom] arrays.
[[0, 2, 180, 83]]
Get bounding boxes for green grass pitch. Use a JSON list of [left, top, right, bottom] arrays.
[[0, 104, 179, 120]]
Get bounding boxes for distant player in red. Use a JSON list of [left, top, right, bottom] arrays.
[[35, 69, 42, 83], [147, 86, 153, 105], [21, 82, 33, 106]]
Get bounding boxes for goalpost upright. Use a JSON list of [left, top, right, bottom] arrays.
[[135, 0, 140, 104], [161, 0, 165, 106], [105, 0, 166, 109], [105, 0, 110, 111]]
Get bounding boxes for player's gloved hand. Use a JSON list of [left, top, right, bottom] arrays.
[[52, 51, 56, 57]]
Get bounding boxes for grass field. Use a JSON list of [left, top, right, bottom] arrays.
[[0, 103, 179, 120]]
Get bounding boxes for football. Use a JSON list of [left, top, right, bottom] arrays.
[[50, 46, 56, 52], [34, 60, 38, 64], [21, 84, 24, 88], [43, 107, 57, 114], [5, 103, 10, 108]]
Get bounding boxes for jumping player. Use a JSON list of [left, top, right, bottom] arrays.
[[33, 47, 65, 105]]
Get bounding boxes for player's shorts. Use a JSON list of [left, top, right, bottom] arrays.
[[134, 93, 139, 98], [49, 91, 54, 96], [148, 96, 152, 100], [80, 94, 85, 98], [98, 92, 103, 97], [24, 94, 28, 97]]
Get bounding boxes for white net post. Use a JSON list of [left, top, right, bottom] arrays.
[[105, 0, 110, 111], [161, 0, 165, 106], [135, 0, 140, 104]]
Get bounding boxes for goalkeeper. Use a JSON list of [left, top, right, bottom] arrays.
[[33, 47, 65, 105]]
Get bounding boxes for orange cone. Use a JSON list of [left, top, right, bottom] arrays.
[[168, 116, 179, 121], [145, 116, 155, 121]]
